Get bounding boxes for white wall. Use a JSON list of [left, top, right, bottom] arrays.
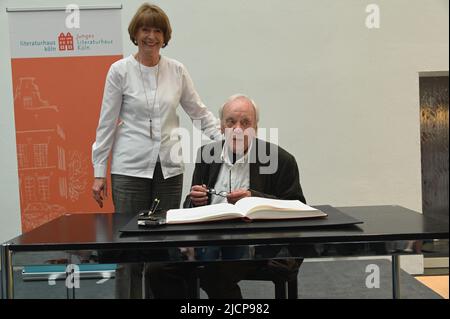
[[0, 0, 448, 242]]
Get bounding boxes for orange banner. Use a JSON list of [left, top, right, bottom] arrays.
[[8, 7, 123, 232], [11, 55, 121, 232]]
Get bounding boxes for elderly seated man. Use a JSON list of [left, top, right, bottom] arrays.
[[185, 94, 306, 299]]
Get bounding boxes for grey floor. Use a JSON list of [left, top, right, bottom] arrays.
[[4, 259, 442, 299]]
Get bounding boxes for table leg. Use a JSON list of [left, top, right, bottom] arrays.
[[65, 266, 70, 299], [1, 245, 4, 299], [1, 244, 14, 299], [392, 255, 400, 299], [65, 261, 77, 299]]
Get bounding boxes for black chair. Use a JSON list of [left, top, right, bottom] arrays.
[[244, 271, 298, 299], [187, 262, 299, 299]]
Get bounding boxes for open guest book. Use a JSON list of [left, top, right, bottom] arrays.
[[165, 197, 328, 225]]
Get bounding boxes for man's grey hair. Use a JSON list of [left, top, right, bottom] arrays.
[[218, 94, 260, 123]]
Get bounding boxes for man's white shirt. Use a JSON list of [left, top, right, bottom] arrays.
[[210, 140, 253, 205]]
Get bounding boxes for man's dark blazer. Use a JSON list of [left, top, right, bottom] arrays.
[[183, 138, 306, 207]]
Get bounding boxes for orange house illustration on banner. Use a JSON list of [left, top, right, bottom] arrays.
[[14, 78, 69, 232], [58, 32, 74, 51]]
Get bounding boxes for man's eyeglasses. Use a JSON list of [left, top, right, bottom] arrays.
[[206, 188, 229, 198], [205, 170, 232, 198]]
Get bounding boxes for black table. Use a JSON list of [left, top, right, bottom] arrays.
[[2, 205, 448, 299]]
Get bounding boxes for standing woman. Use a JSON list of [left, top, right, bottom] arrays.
[[91, 3, 221, 298]]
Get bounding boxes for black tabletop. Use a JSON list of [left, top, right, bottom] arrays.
[[4, 205, 449, 251]]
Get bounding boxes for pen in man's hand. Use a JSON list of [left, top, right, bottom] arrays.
[[148, 198, 159, 216], [151, 198, 160, 215]]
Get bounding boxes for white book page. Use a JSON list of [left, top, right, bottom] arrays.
[[241, 209, 327, 220], [235, 197, 318, 215], [166, 203, 242, 224]]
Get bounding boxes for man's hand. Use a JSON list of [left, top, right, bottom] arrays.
[[190, 184, 209, 207], [92, 178, 107, 208], [227, 189, 251, 204]]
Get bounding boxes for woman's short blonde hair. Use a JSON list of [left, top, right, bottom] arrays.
[[128, 3, 172, 47]]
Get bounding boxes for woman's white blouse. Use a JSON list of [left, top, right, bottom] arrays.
[[92, 55, 221, 179]]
